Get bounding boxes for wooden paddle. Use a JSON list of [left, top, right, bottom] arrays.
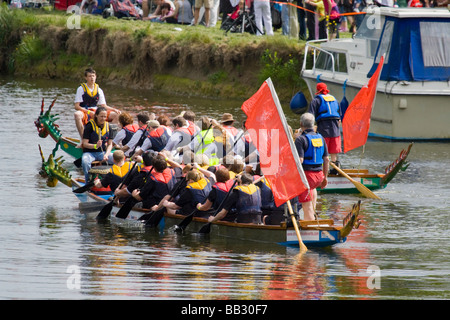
[[197, 179, 238, 234], [330, 162, 381, 200], [96, 161, 138, 220], [287, 200, 308, 253], [115, 167, 154, 219]]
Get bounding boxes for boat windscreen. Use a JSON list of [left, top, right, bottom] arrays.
[[354, 13, 385, 40], [355, 13, 385, 58]]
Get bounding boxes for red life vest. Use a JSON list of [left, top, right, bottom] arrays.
[[149, 168, 177, 201], [177, 124, 195, 136], [223, 125, 239, 137], [213, 179, 235, 210], [146, 126, 171, 152], [187, 120, 197, 135], [122, 123, 139, 146]]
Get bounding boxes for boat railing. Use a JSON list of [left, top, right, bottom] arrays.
[[302, 39, 336, 78]]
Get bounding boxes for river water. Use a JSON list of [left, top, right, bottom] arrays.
[[0, 75, 449, 301]]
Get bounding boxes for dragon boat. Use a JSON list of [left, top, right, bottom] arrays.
[[35, 96, 362, 249], [35, 98, 83, 161], [319, 142, 412, 194], [70, 178, 361, 248], [35, 98, 412, 194]]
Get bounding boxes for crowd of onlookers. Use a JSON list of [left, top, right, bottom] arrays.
[[4, 0, 449, 40]]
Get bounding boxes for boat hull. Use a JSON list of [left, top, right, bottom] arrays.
[[319, 174, 384, 193], [106, 198, 361, 248], [71, 168, 361, 249], [319, 143, 412, 193], [302, 75, 450, 141]]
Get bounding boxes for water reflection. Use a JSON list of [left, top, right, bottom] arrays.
[[68, 214, 379, 300]]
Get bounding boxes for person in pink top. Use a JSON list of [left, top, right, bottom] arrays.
[[323, 0, 341, 39]]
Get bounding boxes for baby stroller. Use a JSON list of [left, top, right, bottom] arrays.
[[220, 6, 241, 31], [221, 2, 260, 35]]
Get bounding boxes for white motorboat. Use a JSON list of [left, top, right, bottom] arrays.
[[300, 7, 450, 141]]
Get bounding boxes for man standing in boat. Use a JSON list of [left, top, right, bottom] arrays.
[[295, 112, 329, 221], [308, 82, 342, 173], [74, 68, 121, 141]]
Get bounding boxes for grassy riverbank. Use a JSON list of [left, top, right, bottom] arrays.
[[1, 5, 312, 102]]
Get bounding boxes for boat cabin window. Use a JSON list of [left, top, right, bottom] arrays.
[[374, 20, 394, 64], [355, 13, 385, 58], [315, 51, 348, 73], [420, 21, 450, 67]]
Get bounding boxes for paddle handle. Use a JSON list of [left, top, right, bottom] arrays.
[[287, 200, 307, 253], [198, 179, 238, 234], [214, 179, 238, 215], [330, 162, 381, 200]]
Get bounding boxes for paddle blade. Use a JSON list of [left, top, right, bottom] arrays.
[[73, 158, 82, 168], [115, 198, 138, 219], [354, 182, 381, 200], [73, 181, 95, 193], [145, 208, 165, 227], [175, 210, 197, 232], [96, 201, 114, 220], [138, 211, 154, 221], [330, 162, 381, 200], [198, 222, 212, 234]]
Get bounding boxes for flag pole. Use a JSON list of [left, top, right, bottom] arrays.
[[266, 78, 310, 191], [267, 78, 309, 252]]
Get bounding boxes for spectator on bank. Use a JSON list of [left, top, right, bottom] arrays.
[[297, 0, 307, 40], [80, 0, 98, 13], [172, 0, 194, 24], [279, 0, 290, 36], [305, 0, 327, 40], [353, 0, 367, 29], [209, 0, 221, 27], [305, 0, 316, 40], [143, 0, 176, 21], [253, 0, 274, 36], [339, 0, 356, 34], [193, 0, 213, 27], [324, 0, 341, 40], [160, 2, 178, 23]]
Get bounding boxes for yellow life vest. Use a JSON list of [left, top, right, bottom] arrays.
[[109, 162, 132, 178], [80, 83, 99, 98]]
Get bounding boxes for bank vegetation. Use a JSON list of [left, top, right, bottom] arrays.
[[0, 4, 311, 102]]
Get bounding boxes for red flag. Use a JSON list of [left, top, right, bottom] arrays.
[[343, 55, 384, 153], [241, 78, 309, 207]]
